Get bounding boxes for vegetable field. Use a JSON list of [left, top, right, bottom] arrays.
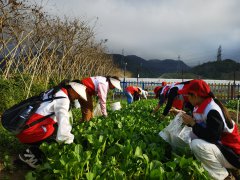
[[20, 100, 210, 180]]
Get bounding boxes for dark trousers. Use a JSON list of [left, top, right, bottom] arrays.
[[22, 124, 58, 161], [133, 92, 140, 101], [78, 93, 94, 122]]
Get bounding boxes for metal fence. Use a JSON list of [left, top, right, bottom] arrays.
[[115, 81, 240, 101]]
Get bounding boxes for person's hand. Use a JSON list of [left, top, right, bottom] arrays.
[[169, 107, 179, 115], [170, 107, 186, 115], [79, 119, 84, 123], [150, 109, 156, 114], [181, 113, 195, 127], [158, 114, 166, 121]]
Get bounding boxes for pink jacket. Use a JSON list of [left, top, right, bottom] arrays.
[[82, 76, 109, 116]]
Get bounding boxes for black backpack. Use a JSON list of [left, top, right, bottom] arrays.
[[1, 89, 65, 135]]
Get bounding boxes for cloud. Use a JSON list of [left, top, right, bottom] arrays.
[[39, 0, 240, 66]]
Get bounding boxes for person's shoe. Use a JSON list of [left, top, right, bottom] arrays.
[[225, 172, 236, 180], [18, 148, 40, 169]]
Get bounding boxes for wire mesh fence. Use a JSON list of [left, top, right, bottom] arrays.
[[114, 80, 240, 101]]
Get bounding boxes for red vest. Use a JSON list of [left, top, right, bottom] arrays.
[[171, 83, 189, 110], [193, 98, 240, 155], [81, 77, 95, 95], [221, 125, 240, 154], [125, 86, 139, 95]]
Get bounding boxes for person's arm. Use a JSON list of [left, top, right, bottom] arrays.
[[159, 94, 165, 106], [54, 96, 74, 144], [142, 90, 147, 99], [152, 104, 160, 113], [152, 94, 165, 113], [192, 110, 224, 143], [163, 87, 178, 116], [97, 83, 108, 116]]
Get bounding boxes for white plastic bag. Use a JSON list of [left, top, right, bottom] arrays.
[[178, 125, 192, 144], [74, 100, 81, 109], [93, 103, 102, 117], [110, 102, 121, 111], [159, 113, 192, 150], [69, 110, 73, 125]]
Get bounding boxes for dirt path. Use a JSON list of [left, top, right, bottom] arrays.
[[0, 169, 29, 180], [0, 156, 32, 180]]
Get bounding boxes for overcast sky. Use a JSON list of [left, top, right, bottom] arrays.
[[38, 0, 240, 66]]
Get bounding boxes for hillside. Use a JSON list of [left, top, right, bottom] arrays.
[[111, 54, 190, 78], [159, 73, 200, 79], [189, 59, 240, 80]]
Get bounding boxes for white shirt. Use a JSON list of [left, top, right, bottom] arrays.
[[36, 89, 74, 144]]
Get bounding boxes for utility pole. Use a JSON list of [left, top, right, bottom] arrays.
[[181, 67, 184, 82], [123, 61, 127, 82], [231, 69, 236, 100], [177, 55, 180, 74], [121, 48, 128, 89], [121, 49, 124, 74], [234, 70, 236, 86], [137, 67, 139, 86], [136, 63, 142, 86], [177, 55, 183, 81]]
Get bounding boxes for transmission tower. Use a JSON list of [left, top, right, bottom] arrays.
[[217, 45, 222, 61]]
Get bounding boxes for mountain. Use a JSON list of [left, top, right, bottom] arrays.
[[111, 54, 190, 78], [110, 54, 240, 80]]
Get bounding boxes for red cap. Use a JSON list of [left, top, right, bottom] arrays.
[[162, 81, 167, 86], [178, 79, 211, 97]]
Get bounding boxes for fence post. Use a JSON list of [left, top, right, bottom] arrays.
[[231, 83, 234, 100], [237, 95, 239, 124], [224, 83, 227, 101], [228, 82, 231, 100]]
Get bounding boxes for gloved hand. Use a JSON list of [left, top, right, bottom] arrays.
[[102, 114, 108, 118], [169, 107, 186, 115], [79, 119, 84, 123]]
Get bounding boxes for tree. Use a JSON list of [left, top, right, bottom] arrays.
[[0, 0, 120, 88]]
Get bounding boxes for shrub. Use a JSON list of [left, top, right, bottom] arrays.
[[0, 75, 47, 113], [225, 100, 240, 111]]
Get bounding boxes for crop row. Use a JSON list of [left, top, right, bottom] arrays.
[[25, 100, 210, 179]]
